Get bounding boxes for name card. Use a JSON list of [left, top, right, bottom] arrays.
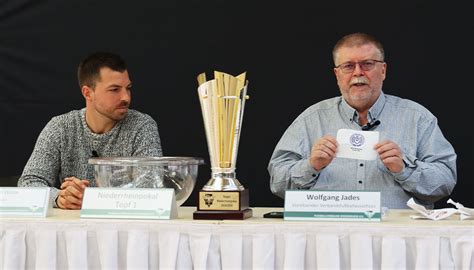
[[284, 190, 381, 222], [0, 187, 51, 217], [81, 188, 177, 220]]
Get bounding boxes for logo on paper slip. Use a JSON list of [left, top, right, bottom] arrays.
[[350, 133, 365, 147]]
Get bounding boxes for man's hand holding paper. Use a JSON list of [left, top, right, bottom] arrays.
[[310, 135, 338, 171], [374, 139, 405, 173]]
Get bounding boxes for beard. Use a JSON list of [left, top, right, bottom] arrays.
[[348, 89, 372, 102], [338, 78, 381, 109], [110, 107, 129, 121], [98, 102, 129, 122], [347, 77, 374, 101]]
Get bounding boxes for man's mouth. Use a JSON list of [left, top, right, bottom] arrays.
[[351, 83, 367, 87]]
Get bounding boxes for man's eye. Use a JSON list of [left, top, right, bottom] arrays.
[[362, 61, 375, 68], [342, 63, 354, 70]]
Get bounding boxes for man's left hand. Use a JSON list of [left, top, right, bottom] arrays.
[[374, 140, 404, 173]]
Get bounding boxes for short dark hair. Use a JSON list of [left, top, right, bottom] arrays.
[[77, 51, 127, 88], [332, 33, 385, 64]]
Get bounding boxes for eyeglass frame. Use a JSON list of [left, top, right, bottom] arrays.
[[335, 59, 385, 73]]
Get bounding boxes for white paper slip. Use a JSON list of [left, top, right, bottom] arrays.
[[407, 198, 458, 220], [336, 129, 379, 160], [447, 198, 474, 220]]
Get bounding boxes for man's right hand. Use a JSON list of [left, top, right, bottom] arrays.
[[57, 177, 90, 209], [309, 135, 338, 171]]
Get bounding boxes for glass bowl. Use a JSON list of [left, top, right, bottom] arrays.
[[88, 156, 204, 206]]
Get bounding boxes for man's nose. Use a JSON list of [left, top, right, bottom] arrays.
[[120, 88, 131, 102], [353, 63, 364, 75]]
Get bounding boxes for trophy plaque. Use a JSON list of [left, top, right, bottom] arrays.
[[193, 71, 252, 220]]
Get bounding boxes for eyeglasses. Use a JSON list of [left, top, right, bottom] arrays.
[[335, 60, 384, 73]]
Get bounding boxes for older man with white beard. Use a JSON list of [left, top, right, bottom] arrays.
[[268, 32, 457, 209]]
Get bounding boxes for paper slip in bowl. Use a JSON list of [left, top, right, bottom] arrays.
[[336, 129, 379, 160]]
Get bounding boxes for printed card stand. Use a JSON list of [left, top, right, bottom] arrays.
[[80, 187, 177, 220], [284, 190, 381, 222], [0, 187, 52, 218]]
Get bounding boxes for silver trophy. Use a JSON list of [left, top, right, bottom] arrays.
[[197, 71, 249, 191]]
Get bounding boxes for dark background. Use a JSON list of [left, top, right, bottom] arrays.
[[0, 0, 472, 207]]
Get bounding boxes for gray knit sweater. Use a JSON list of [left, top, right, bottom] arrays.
[[18, 108, 162, 207]]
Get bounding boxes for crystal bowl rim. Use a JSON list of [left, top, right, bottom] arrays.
[[88, 156, 205, 166]]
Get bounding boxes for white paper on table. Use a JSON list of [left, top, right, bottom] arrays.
[[336, 129, 379, 160], [447, 198, 474, 220], [406, 198, 459, 220]]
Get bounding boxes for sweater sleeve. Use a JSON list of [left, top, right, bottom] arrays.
[[18, 118, 62, 207]]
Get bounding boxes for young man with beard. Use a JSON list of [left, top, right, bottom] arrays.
[[18, 52, 162, 209]]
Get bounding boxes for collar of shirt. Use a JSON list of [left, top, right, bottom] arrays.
[[340, 91, 386, 126]]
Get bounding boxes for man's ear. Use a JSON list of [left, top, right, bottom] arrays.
[[381, 62, 387, 80], [82, 85, 93, 101]]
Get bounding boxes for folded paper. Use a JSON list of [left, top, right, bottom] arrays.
[[407, 198, 473, 220]]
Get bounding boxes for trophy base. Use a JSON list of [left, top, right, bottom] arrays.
[[193, 189, 252, 220], [193, 208, 253, 220]]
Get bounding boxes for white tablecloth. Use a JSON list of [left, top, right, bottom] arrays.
[[1, 207, 473, 269]]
